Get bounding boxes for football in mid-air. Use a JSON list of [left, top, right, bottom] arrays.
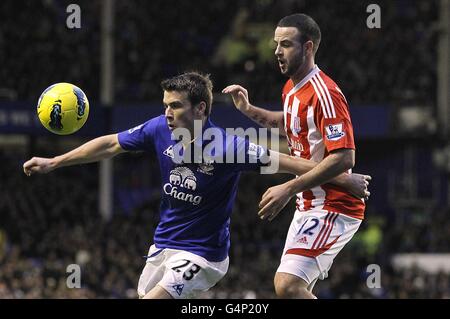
[[37, 83, 89, 135]]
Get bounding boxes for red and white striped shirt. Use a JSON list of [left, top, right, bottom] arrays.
[[282, 65, 365, 220]]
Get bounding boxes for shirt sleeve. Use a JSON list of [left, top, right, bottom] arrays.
[[117, 116, 160, 152], [228, 136, 270, 172], [316, 87, 355, 153]]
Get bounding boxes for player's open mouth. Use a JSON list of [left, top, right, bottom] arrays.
[[278, 60, 286, 68]]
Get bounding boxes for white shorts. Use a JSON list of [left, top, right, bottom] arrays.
[[137, 244, 229, 299], [277, 208, 362, 288]]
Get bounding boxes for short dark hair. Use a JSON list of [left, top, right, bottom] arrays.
[[161, 72, 213, 117], [277, 14, 321, 54]]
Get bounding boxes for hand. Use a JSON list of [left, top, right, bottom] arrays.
[[347, 173, 371, 200], [222, 85, 250, 113], [258, 183, 293, 221], [23, 157, 56, 176]]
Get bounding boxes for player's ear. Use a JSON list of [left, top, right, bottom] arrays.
[[304, 40, 314, 56], [196, 101, 207, 117]]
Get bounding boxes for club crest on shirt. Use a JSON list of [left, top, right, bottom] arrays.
[[197, 157, 214, 175], [292, 116, 301, 135], [325, 123, 345, 141]]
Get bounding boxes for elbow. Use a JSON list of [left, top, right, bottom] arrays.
[[346, 156, 355, 170], [333, 149, 355, 171], [343, 151, 355, 170]]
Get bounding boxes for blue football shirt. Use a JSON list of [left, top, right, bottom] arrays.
[[118, 115, 268, 262]]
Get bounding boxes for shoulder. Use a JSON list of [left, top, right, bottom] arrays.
[[124, 115, 166, 137], [308, 71, 348, 105], [141, 114, 166, 132], [152, 114, 167, 127], [314, 71, 345, 96]]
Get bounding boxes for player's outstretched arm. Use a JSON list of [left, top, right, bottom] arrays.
[[276, 151, 371, 199], [23, 134, 125, 176], [259, 148, 358, 221], [222, 85, 285, 135]]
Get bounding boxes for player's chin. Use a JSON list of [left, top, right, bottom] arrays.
[[279, 65, 288, 74]]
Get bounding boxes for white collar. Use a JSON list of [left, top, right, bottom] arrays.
[[287, 65, 320, 96]]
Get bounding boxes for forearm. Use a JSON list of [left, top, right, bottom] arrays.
[[277, 152, 352, 188], [243, 105, 284, 133], [283, 150, 354, 196], [52, 134, 124, 169]]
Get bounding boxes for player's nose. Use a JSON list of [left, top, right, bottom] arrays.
[[274, 45, 282, 56], [165, 106, 174, 119]]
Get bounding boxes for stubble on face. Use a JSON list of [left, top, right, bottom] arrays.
[[274, 27, 305, 78]]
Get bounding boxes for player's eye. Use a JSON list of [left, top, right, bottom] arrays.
[[170, 103, 183, 109]]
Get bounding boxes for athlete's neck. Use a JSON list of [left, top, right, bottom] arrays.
[[184, 117, 207, 148], [290, 60, 315, 86]]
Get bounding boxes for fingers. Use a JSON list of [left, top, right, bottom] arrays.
[[23, 165, 36, 176], [257, 204, 270, 220], [222, 85, 236, 94], [23, 158, 35, 176], [222, 85, 248, 98], [268, 209, 282, 221], [23, 166, 31, 176], [222, 84, 246, 94], [238, 91, 247, 100], [222, 85, 234, 93], [363, 175, 371, 196], [258, 192, 272, 210], [258, 200, 283, 221], [258, 201, 275, 220], [261, 188, 271, 200], [258, 188, 274, 219], [364, 175, 371, 187], [258, 190, 285, 221], [23, 157, 46, 176]]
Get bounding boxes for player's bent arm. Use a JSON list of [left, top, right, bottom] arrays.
[[276, 151, 362, 192], [258, 148, 356, 221], [245, 106, 285, 134], [275, 151, 317, 174], [222, 84, 285, 135], [23, 134, 125, 175], [283, 148, 355, 196]]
